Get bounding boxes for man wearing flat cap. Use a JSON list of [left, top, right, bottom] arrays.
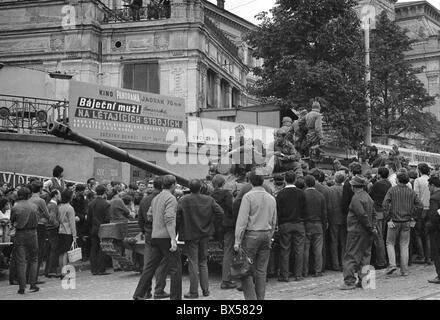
[[340, 175, 376, 290]]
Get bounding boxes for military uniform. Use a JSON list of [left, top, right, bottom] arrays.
[[269, 139, 303, 176], [305, 105, 323, 149]]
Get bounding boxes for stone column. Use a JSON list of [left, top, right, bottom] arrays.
[[226, 84, 232, 109], [214, 74, 222, 109], [199, 63, 208, 110]]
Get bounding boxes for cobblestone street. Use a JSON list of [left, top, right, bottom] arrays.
[[1, 263, 439, 300]]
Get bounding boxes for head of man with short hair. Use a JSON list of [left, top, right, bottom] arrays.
[[285, 171, 297, 185], [249, 171, 264, 187], [429, 176, 440, 189], [17, 187, 31, 201], [377, 167, 389, 180], [152, 176, 163, 191], [349, 162, 362, 176], [122, 195, 133, 206], [397, 172, 409, 185], [162, 175, 177, 190], [95, 184, 107, 196], [189, 179, 202, 194], [61, 189, 74, 204], [31, 181, 43, 194], [66, 182, 75, 191], [418, 163, 430, 176], [304, 175, 316, 188], [334, 172, 345, 185], [53, 165, 64, 178], [50, 189, 61, 202], [212, 174, 226, 189]]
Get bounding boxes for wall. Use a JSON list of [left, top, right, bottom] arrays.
[[0, 134, 207, 184]]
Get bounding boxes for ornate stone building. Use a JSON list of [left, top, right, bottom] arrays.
[[0, 0, 261, 116]]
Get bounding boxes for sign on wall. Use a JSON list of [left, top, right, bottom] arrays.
[[69, 81, 186, 145], [93, 157, 122, 183], [0, 171, 79, 189]]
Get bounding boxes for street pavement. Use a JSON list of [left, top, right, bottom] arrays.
[[0, 263, 440, 300]]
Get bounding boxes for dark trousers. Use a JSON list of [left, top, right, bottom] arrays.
[[222, 229, 235, 283], [430, 230, 440, 278], [36, 224, 47, 277], [134, 238, 182, 300], [44, 228, 59, 275], [241, 230, 271, 300], [329, 224, 347, 270], [303, 222, 323, 276], [183, 237, 209, 294], [279, 222, 305, 278], [372, 219, 387, 267], [14, 230, 38, 290], [342, 232, 373, 286], [9, 241, 17, 283], [90, 235, 107, 274], [415, 212, 431, 261], [135, 240, 168, 296]]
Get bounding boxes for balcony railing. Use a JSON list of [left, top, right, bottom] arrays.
[[103, 2, 171, 23], [0, 94, 68, 135]]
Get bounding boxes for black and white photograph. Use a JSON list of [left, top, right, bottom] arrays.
[[1, 0, 440, 305]]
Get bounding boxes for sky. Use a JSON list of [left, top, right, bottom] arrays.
[[207, 0, 440, 25]]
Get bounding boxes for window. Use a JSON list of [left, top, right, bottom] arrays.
[[428, 75, 439, 96], [218, 115, 236, 122], [122, 62, 160, 94]]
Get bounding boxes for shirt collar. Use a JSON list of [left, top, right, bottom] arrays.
[[306, 187, 315, 190], [50, 200, 57, 205], [285, 185, 296, 189]]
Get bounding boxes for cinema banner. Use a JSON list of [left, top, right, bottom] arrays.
[[69, 81, 186, 145], [0, 171, 79, 189]]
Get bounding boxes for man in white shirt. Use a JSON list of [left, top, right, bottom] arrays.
[[414, 163, 432, 264], [386, 162, 397, 187]]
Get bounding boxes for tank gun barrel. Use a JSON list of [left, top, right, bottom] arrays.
[[48, 121, 189, 187]]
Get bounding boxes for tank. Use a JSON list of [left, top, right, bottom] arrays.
[[48, 121, 190, 271]]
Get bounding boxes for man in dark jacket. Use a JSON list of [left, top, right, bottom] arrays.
[[211, 174, 236, 290], [134, 176, 169, 299], [310, 169, 331, 271], [87, 184, 110, 275], [11, 187, 40, 294], [368, 167, 391, 269], [328, 172, 346, 271], [340, 175, 376, 290], [45, 190, 61, 278], [427, 177, 440, 284], [303, 175, 327, 277], [177, 179, 224, 299], [276, 171, 306, 281], [72, 184, 90, 262]]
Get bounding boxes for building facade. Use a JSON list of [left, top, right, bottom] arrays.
[[0, 0, 262, 115]]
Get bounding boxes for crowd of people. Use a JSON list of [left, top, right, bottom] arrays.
[[1, 145, 440, 299]]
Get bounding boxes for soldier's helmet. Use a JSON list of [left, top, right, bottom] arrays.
[[282, 117, 293, 125], [274, 128, 287, 137]]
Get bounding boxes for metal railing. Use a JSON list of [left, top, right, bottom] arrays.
[[0, 94, 68, 135], [103, 2, 171, 23]]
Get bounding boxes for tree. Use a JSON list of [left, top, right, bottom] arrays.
[[369, 11, 436, 144], [247, 0, 368, 148]]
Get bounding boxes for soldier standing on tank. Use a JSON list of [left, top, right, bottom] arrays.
[[290, 109, 309, 157], [305, 101, 324, 156]]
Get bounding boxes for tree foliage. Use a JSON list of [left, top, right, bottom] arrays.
[[247, 0, 368, 148], [369, 11, 436, 143]]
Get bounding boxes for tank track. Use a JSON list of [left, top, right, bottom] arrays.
[[100, 239, 136, 271]]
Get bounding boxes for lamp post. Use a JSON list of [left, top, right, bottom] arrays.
[[360, 3, 376, 146]]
